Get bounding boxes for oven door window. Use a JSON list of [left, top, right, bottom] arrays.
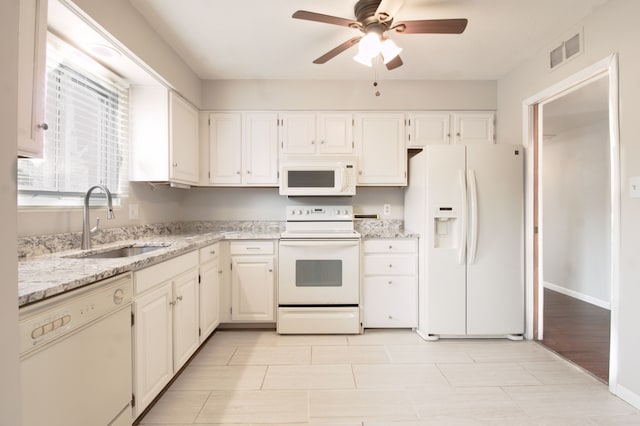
[[296, 259, 342, 287]]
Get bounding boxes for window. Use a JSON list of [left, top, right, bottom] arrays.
[[18, 35, 129, 206]]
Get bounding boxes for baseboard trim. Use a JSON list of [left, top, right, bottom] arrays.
[[615, 383, 640, 410], [544, 281, 611, 310]]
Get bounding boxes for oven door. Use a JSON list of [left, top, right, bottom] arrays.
[[278, 239, 360, 305]]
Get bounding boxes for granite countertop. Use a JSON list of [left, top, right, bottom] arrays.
[[18, 230, 279, 308]]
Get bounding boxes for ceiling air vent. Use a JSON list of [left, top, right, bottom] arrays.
[[549, 29, 583, 70]]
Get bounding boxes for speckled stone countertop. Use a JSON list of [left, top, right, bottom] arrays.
[[18, 222, 282, 308], [18, 219, 417, 307]]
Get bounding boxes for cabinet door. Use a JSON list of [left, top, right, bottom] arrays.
[[172, 268, 200, 371], [169, 92, 199, 184], [231, 256, 274, 321], [17, 0, 48, 158], [452, 112, 495, 145], [280, 112, 316, 154], [318, 112, 353, 154], [363, 276, 418, 327], [133, 282, 173, 416], [354, 113, 407, 185], [408, 113, 451, 147], [243, 113, 279, 185], [199, 255, 220, 341], [209, 113, 242, 184]]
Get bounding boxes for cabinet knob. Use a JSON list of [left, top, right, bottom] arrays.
[[218, 270, 223, 274], [388, 245, 393, 250], [389, 264, 393, 268], [311, 140, 315, 145], [247, 170, 251, 174], [320, 140, 325, 144], [388, 281, 393, 285], [210, 250, 216, 255], [359, 171, 362, 175], [388, 315, 393, 319], [268, 269, 273, 273], [176, 295, 183, 301], [37, 123, 49, 131], [172, 162, 178, 167], [456, 132, 461, 137], [169, 301, 176, 306], [236, 171, 241, 175]]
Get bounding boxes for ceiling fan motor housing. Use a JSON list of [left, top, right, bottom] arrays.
[[354, 0, 393, 32]]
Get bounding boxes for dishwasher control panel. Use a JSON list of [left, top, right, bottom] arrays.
[[18, 273, 132, 356]]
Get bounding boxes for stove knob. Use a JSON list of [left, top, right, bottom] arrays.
[[297, 209, 303, 215], [342, 209, 349, 215], [334, 209, 340, 215]]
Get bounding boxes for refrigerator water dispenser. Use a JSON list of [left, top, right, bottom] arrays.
[[433, 206, 458, 249]]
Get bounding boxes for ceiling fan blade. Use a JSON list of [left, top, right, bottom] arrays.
[[385, 55, 403, 70], [292, 10, 358, 28], [313, 37, 362, 64], [375, 0, 404, 22], [392, 18, 468, 34]]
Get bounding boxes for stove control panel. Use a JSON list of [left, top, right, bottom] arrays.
[[286, 205, 353, 221]]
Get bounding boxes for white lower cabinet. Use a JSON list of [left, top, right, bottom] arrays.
[[362, 239, 418, 328], [230, 241, 275, 322], [199, 243, 221, 341], [132, 251, 199, 418]]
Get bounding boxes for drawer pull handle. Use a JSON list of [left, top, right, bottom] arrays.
[[246, 247, 261, 250], [388, 315, 393, 319], [268, 269, 273, 272], [176, 296, 183, 301], [210, 250, 216, 255]]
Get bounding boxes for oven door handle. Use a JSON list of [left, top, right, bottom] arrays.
[[279, 240, 359, 247]]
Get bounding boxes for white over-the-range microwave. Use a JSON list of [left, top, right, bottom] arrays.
[[279, 157, 357, 196]]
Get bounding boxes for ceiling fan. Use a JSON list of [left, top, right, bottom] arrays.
[[292, 0, 468, 70]]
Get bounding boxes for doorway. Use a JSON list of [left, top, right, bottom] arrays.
[[539, 76, 611, 382], [523, 54, 620, 390]]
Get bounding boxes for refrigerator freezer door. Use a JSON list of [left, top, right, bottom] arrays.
[[465, 144, 524, 335], [425, 145, 467, 335]]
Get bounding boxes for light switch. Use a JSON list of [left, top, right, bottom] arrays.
[[630, 177, 640, 198]]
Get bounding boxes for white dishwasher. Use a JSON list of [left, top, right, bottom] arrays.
[[19, 273, 133, 426]]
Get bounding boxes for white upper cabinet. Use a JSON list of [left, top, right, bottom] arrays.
[[206, 112, 278, 186], [208, 112, 243, 184], [130, 86, 199, 185], [169, 92, 199, 184], [280, 112, 316, 155], [407, 111, 495, 148], [17, 0, 48, 158], [354, 112, 407, 186], [452, 112, 495, 145], [280, 112, 353, 156], [244, 112, 279, 185]]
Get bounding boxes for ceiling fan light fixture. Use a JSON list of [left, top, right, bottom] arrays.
[[380, 38, 402, 64], [353, 52, 374, 67], [358, 31, 381, 58]]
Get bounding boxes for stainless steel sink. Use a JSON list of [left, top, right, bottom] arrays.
[[68, 245, 166, 259]]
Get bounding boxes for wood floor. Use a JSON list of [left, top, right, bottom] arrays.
[[542, 288, 610, 383]]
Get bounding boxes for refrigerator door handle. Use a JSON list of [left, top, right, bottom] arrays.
[[468, 169, 479, 264], [458, 169, 467, 265]]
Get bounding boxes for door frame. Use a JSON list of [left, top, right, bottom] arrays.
[[521, 53, 620, 391]]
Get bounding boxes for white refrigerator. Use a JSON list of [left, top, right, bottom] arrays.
[[405, 144, 524, 338]]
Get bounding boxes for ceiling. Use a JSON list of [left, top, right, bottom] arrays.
[[129, 0, 607, 81]]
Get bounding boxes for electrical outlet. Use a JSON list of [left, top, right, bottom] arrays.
[[383, 204, 391, 216], [129, 203, 139, 220]]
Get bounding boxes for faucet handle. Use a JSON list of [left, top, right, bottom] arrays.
[[90, 217, 100, 233]]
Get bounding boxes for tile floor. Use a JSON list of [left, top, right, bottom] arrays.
[[138, 329, 640, 425]]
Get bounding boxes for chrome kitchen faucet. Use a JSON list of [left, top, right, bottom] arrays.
[[82, 184, 115, 250]]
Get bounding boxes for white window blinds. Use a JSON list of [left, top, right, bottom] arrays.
[[18, 36, 129, 206]]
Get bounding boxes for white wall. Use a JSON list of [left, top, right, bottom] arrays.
[[17, 182, 187, 237], [497, 0, 640, 406], [67, 0, 202, 107], [202, 79, 497, 111], [543, 120, 610, 306], [1, 0, 22, 423], [180, 186, 404, 222]]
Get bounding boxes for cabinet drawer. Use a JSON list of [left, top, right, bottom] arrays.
[[363, 276, 417, 327], [230, 240, 274, 255], [199, 243, 220, 263], [363, 254, 417, 275], [363, 239, 417, 254], [134, 250, 199, 295]]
